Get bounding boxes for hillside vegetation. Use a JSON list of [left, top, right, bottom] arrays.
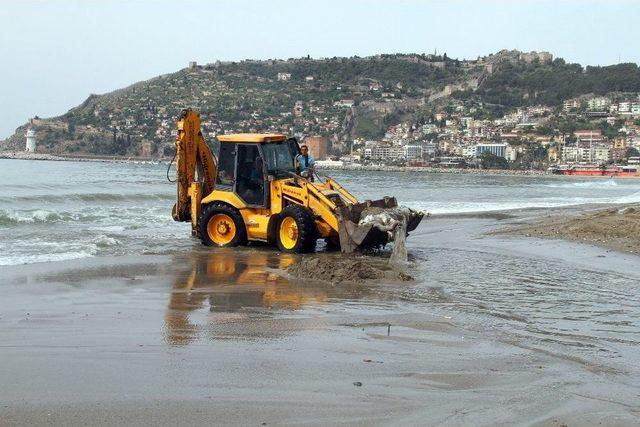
[[3, 50, 639, 157]]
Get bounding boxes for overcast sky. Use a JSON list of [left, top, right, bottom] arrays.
[[1, 0, 638, 138]]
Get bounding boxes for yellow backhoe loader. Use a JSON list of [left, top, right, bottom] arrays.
[[171, 109, 423, 253]]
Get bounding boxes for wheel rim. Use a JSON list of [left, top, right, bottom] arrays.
[[279, 217, 298, 250], [207, 214, 236, 245]]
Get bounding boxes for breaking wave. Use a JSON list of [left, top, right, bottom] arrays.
[[544, 180, 621, 189], [616, 191, 640, 204], [1, 192, 174, 203], [411, 191, 640, 215], [0, 250, 96, 266], [0, 210, 64, 225], [95, 234, 120, 248], [0, 207, 173, 227], [0, 209, 106, 226]]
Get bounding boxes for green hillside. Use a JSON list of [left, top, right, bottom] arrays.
[[3, 50, 638, 157]]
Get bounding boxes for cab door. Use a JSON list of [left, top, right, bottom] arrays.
[[234, 144, 266, 207], [216, 143, 236, 190]]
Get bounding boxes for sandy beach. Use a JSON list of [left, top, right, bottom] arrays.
[[2, 213, 639, 426], [497, 204, 640, 255]]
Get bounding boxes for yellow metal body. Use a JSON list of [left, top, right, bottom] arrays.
[[200, 176, 360, 243], [279, 216, 298, 250], [217, 134, 287, 143], [173, 108, 361, 246], [206, 213, 237, 245], [172, 109, 217, 235]]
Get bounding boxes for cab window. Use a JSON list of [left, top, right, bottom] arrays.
[[216, 143, 235, 187], [235, 144, 264, 206], [262, 141, 296, 178]]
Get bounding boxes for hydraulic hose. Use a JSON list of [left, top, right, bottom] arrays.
[[166, 151, 177, 183]]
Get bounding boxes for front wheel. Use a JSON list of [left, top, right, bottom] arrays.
[[276, 205, 317, 253], [199, 203, 247, 247]]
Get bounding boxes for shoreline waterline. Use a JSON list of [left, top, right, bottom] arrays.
[[1, 151, 549, 175], [2, 158, 640, 266]]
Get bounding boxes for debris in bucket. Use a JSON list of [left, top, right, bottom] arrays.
[[358, 206, 416, 264], [336, 197, 425, 253], [359, 206, 415, 232]]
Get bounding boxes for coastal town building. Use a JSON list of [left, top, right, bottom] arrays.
[[574, 130, 605, 143], [368, 146, 405, 161], [404, 145, 423, 160], [462, 146, 476, 158], [302, 136, 329, 160], [333, 99, 355, 108], [587, 97, 610, 111], [422, 142, 438, 158], [563, 99, 580, 112], [561, 143, 611, 164], [476, 143, 508, 158]]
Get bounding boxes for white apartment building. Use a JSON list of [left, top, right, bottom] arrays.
[[562, 144, 611, 163], [368, 146, 406, 161], [617, 101, 640, 115], [563, 99, 579, 111], [462, 146, 476, 158], [422, 142, 438, 157], [404, 145, 423, 160], [587, 97, 610, 111], [476, 143, 508, 158]]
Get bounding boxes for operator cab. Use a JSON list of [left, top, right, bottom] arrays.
[[215, 134, 299, 207]]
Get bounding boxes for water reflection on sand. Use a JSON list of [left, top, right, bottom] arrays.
[[163, 249, 369, 345]]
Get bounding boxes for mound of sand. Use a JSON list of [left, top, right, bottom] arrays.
[[286, 255, 413, 284], [503, 205, 640, 254]]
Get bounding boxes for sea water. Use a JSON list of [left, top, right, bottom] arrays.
[[2, 159, 640, 265]]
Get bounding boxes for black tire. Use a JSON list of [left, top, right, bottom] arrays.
[[199, 203, 247, 247], [276, 205, 317, 253]]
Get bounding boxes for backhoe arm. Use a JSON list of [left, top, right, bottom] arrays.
[[172, 109, 217, 235]]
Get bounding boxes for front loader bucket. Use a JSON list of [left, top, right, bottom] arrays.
[[337, 197, 424, 253]]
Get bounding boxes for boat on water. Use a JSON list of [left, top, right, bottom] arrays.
[[550, 164, 640, 178]]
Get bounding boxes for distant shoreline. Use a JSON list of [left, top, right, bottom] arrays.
[[0, 151, 162, 164], [0, 150, 547, 176], [316, 163, 548, 176]]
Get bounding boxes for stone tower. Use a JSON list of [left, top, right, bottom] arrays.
[[25, 129, 36, 152]]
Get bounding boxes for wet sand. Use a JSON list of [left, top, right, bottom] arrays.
[[1, 216, 640, 426], [498, 204, 640, 254], [286, 253, 413, 283]]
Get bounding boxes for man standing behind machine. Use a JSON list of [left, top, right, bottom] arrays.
[[295, 144, 315, 181]]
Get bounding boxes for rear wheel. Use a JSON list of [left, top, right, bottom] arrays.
[[276, 205, 317, 253], [199, 203, 247, 247]]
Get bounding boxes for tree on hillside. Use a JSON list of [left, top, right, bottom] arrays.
[[626, 147, 640, 159], [479, 152, 509, 169], [598, 121, 622, 139]]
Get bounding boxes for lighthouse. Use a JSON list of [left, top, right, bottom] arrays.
[[25, 129, 36, 152]]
